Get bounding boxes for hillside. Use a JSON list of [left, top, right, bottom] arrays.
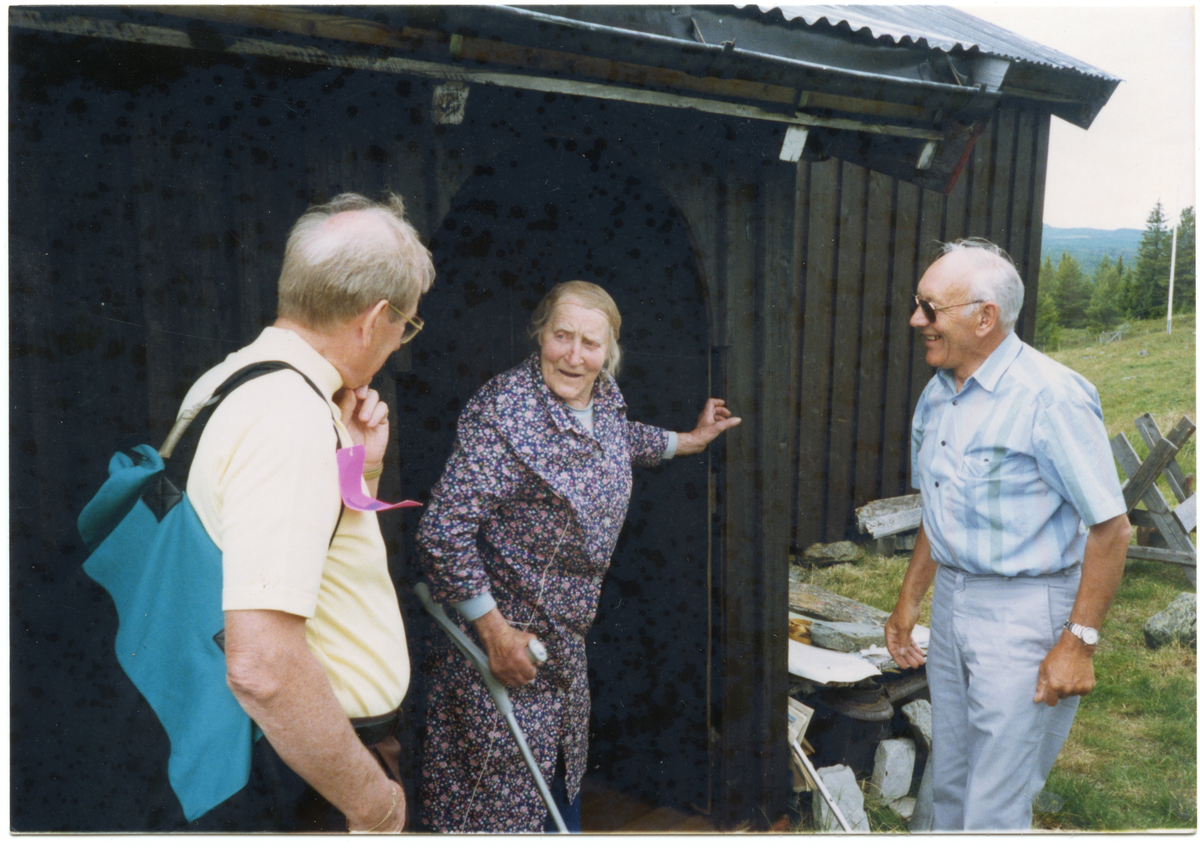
[[1049, 317, 1196, 485], [1042, 225, 1143, 276]]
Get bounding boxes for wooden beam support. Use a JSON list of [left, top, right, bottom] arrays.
[[1135, 413, 1191, 502], [1120, 416, 1196, 510], [12, 9, 946, 143], [1127, 545, 1197, 567]]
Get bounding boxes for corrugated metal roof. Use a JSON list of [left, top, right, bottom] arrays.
[[744, 5, 1118, 81]]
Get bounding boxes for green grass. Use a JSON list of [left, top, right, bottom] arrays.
[[1050, 316, 1196, 497], [791, 316, 1197, 833]]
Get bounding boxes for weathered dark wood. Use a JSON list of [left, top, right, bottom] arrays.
[[794, 159, 839, 544], [986, 109, 1018, 248], [1176, 495, 1197, 534], [714, 168, 788, 828], [1136, 414, 1191, 503], [965, 112, 995, 236], [852, 170, 893, 510], [1021, 110, 1053, 339], [828, 162, 868, 538], [856, 494, 923, 538], [1127, 546, 1197, 567], [882, 178, 922, 495], [1122, 416, 1196, 509], [1112, 425, 1197, 564]]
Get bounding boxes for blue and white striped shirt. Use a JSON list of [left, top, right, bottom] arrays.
[[912, 331, 1126, 576]]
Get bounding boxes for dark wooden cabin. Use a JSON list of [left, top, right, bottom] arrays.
[[9, 5, 1117, 831]]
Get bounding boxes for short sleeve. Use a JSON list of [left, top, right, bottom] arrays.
[[204, 375, 342, 616]]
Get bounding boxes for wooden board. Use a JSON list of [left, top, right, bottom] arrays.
[[855, 493, 923, 538], [787, 579, 891, 626], [1136, 413, 1191, 503]]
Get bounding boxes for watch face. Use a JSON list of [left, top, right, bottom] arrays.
[[1068, 622, 1099, 645]]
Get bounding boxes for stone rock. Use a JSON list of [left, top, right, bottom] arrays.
[[885, 796, 916, 820], [1145, 592, 1197, 649], [870, 738, 916, 800], [909, 750, 935, 832], [809, 621, 887, 653], [802, 541, 865, 565], [814, 764, 870, 832], [1033, 790, 1064, 814], [901, 699, 933, 751]]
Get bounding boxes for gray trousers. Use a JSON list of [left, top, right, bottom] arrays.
[[927, 564, 1081, 831]]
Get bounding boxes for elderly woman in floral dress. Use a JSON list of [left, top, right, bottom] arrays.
[[415, 280, 739, 832]]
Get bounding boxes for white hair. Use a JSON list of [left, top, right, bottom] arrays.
[[939, 238, 1025, 331]]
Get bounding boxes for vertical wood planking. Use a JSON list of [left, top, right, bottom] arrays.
[[794, 159, 839, 544], [754, 161, 797, 821], [1022, 110, 1053, 340], [854, 170, 896, 508], [965, 116, 997, 238], [827, 162, 867, 538], [789, 160, 813, 544], [881, 179, 922, 495], [908, 189, 943, 441], [987, 109, 1018, 251], [715, 169, 774, 826]]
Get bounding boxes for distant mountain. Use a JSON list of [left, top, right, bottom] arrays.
[[1041, 225, 1144, 277]]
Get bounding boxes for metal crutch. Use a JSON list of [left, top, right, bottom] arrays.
[[413, 582, 567, 833]]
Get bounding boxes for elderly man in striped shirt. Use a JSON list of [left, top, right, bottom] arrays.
[[885, 238, 1132, 831]]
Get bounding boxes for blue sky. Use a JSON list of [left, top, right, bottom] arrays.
[[961, 4, 1196, 232]]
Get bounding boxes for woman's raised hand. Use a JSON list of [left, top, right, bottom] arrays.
[[675, 398, 742, 456]]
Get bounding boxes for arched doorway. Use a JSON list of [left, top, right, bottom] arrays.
[[396, 137, 714, 813]]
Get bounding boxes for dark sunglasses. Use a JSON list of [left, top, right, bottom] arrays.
[[914, 295, 984, 324]]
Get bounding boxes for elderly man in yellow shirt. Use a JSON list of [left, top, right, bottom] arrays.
[[179, 193, 433, 832]]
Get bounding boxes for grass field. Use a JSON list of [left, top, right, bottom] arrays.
[[796, 315, 1197, 833]]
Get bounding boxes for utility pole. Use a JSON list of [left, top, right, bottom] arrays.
[[1167, 222, 1178, 335]]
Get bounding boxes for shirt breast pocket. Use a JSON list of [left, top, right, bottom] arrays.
[[957, 449, 1039, 538]]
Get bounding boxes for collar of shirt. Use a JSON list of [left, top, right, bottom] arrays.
[[257, 326, 346, 403], [935, 329, 1025, 396], [526, 352, 618, 441]]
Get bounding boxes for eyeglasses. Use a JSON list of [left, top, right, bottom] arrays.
[[387, 302, 425, 343], [913, 295, 984, 324]]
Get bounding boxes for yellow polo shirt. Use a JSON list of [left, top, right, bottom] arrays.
[[182, 327, 408, 718]]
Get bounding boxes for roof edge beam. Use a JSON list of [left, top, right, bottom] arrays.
[[10, 10, 945, 142]]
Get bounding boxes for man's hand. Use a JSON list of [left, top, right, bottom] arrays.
[[885, 602, 927, 669], [675, 398, 742, 456], [885, 523, 936, 669], [346, 779, 406, 833], [472, 608, 539, 688], [1034, 632, 1096, 706], [223, 610, 403, 831], [336, 385, 389, 469]]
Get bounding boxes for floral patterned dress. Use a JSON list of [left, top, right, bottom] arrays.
[[415, 353, 668, 832]]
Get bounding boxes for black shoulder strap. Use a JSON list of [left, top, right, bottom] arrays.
[[157, 360, 346, 544]]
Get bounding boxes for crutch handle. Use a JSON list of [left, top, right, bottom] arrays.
[[526, 638, 547, 666], [413, 583, 567, 833]]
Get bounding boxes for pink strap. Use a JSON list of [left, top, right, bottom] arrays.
[[336, 444, 422, 512]]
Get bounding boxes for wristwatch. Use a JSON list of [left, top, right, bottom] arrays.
[[1063, 620, 1100, 646]]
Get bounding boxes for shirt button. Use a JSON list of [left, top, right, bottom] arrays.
[[941, 441, 946, 446], [952, 400, 958, 406], [935, 482, 940, 488]]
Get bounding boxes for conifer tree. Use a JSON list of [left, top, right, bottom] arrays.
[[1129, 202, 1173, 318], [1087, 255, 1124, 330], [1052, 251, 1090, 328], [1034, 284, 1062, 350], [1173, 206, 1195, 314]]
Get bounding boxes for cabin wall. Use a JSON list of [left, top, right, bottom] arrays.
[[789, 105, 1051, 549], [9, 23, 1051, 830]]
